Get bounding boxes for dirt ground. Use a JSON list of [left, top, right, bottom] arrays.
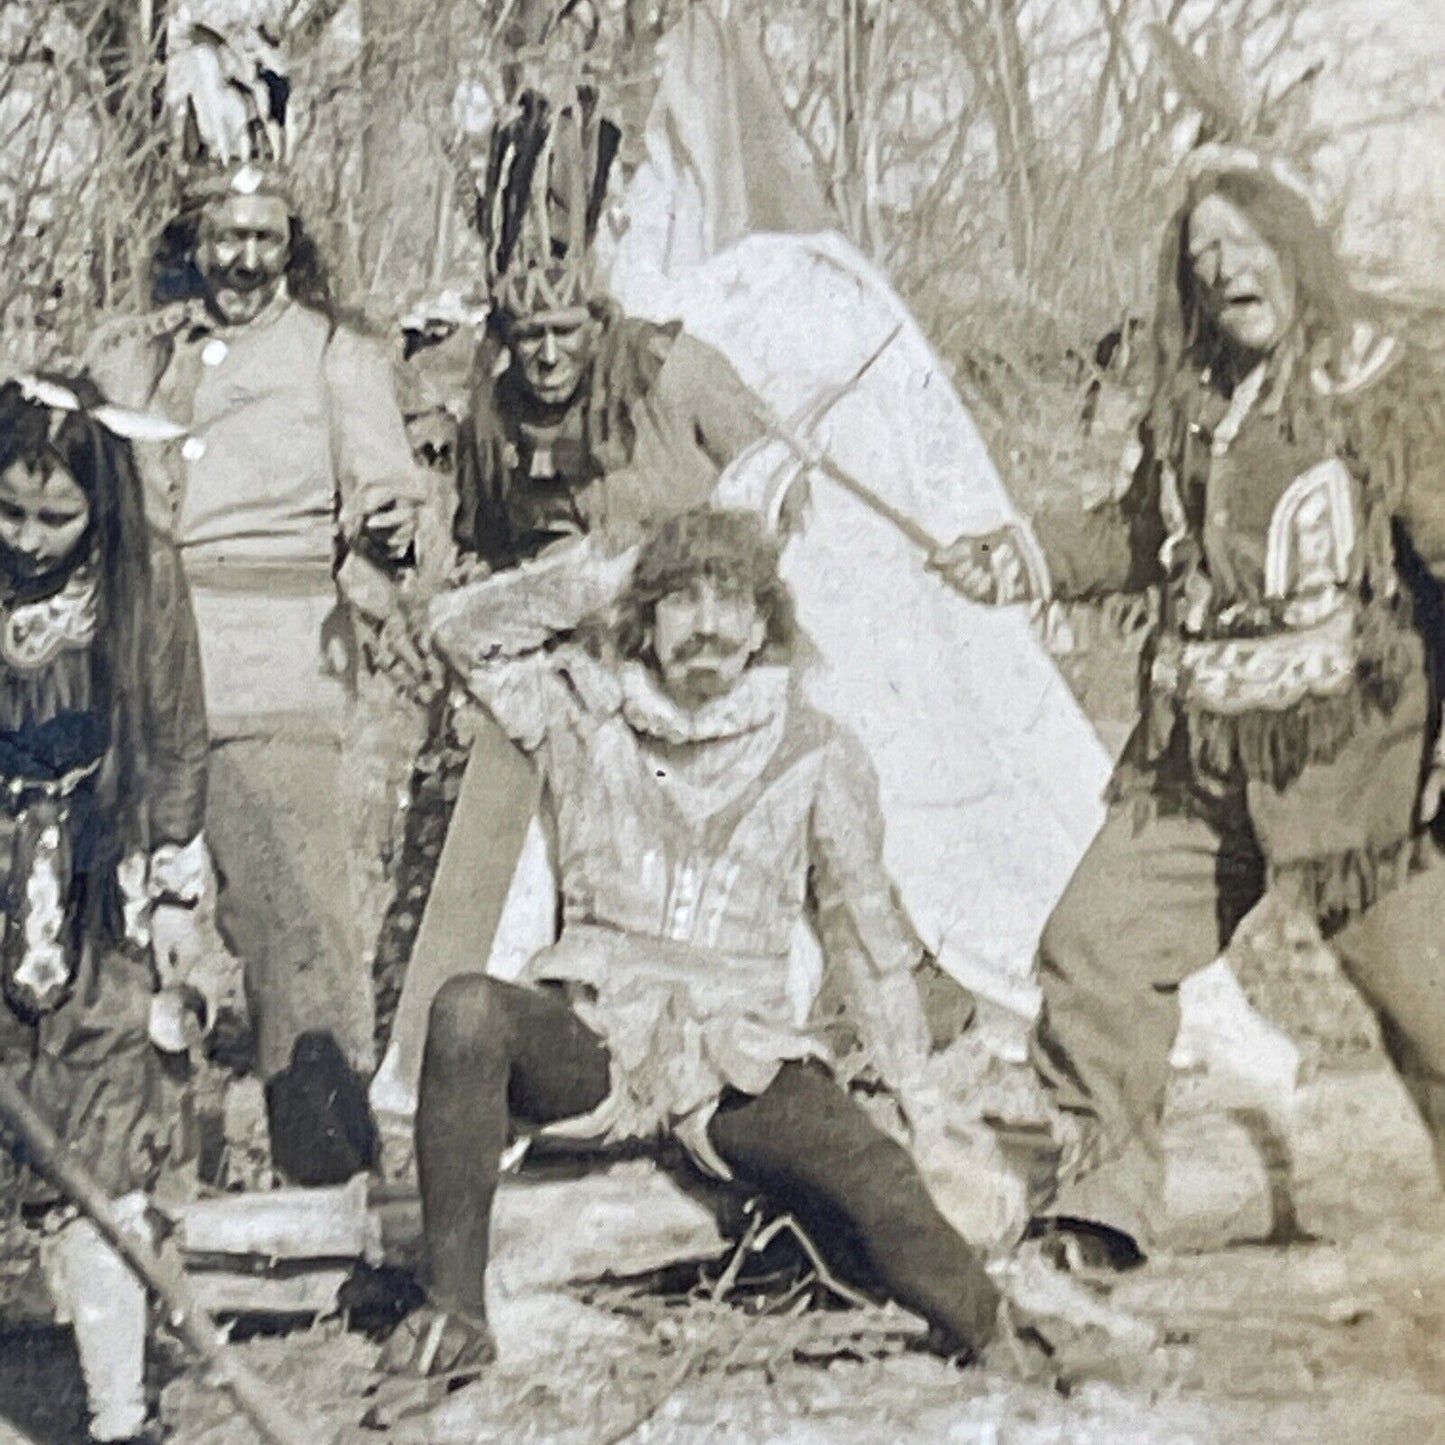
[[149, 1060, 1444, 1445]]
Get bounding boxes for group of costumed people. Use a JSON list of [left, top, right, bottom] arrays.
[[1, 8, 1444, 1442]]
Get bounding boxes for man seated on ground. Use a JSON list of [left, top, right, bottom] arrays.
[[380, 509, 1010, 1377]]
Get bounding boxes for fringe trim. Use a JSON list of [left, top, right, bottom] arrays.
[[1183, 686, 1367, 792], [1273, 831, 1438, 934], [1151, 603, 1418, 792], [1105, 776, 1435, 932]]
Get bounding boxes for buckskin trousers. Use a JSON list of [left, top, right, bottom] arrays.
[[1032, 799, 1445, 1250]]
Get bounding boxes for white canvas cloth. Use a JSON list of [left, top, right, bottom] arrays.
[[607, 225, 1113, 990]]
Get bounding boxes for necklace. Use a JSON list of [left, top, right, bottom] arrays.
[[0, 567, 98, 672]]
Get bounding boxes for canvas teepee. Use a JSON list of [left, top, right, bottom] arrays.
[[604, 4, 1113, 999]]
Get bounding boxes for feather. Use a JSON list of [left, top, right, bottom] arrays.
[[15, 375, 79, 413], [10, 375, 188, 442], [171, 23, 287, 171], [1257, 60, 1327, 161], [1148, 23, 1248, 141], [90, 405, 189, 443]]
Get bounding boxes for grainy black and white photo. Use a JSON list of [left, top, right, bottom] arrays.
[[0, 1, 1441, 1441]]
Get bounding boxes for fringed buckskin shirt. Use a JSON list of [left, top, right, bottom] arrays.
[[1033, 332, 1445, 927]]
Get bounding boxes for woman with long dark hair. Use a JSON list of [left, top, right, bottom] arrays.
[[0, 374, 210, 1442], [932, 152, 1445, 1262]]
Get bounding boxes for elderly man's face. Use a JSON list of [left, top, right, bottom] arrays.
[[196, 193, 291, 327], [508, 309, 598, 407], [650, 574, 767, 707], [1188, 193, 1297, 355]]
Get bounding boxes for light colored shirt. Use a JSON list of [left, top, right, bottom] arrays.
[[87, 293, 422, 569], [87, 293, 426, 735]]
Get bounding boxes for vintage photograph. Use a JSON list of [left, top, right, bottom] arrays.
[[0, 0, 1441, 1441]]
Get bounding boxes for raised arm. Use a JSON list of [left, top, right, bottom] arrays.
[[930, 425, 1168, 605], [429, 538, 635, 751]]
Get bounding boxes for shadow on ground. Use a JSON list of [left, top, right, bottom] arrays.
[[0, 1328, 87, 1445]]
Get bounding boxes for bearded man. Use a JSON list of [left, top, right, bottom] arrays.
[[86, 26, 433, 1178], [374, 87, 973, 1116], [379, 509, 1008, 1376]]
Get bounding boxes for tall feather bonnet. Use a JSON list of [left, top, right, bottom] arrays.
[[168, 22, 293, 209], [479, 88, 619, 321]]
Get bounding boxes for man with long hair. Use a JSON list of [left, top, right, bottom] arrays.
[[85, 24, 434, 1182], [933, 136, 1445, 1260], [381, 508, 1007, 1378]]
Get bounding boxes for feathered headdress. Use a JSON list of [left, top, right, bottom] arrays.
[[498, 0, 604, 102], [168, 23, 292, 208], [1150, 25, 1332, 225], [478, 87, 620, 321]]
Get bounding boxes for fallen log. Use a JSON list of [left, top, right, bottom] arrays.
[[175, 1175, 380, 1263]]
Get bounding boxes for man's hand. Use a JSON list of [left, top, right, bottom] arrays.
[[363, 497, 420, 562], [927, 533, 999, 602], [370, 609, 447, 706], [927, 525, 1038, 605]]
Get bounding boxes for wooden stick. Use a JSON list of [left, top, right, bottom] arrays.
[[750, 323, 903, 518], [0, 1069, 315, 1445]]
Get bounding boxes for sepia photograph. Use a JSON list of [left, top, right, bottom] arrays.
[[0, 0, 1441, 1440]]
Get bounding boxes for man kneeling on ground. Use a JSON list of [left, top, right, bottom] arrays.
[[381, 508, 1006, 1377]]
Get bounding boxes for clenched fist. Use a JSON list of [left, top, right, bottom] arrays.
[[927, 524, 1041, 605]]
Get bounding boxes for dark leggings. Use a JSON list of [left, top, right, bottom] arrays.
[[416, 974, 1000, 1354]]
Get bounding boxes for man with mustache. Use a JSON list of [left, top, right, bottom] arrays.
[[381, 508, 1009, 1378], [373, 76, 973, 1119], [86, 25, 434, 1179]]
